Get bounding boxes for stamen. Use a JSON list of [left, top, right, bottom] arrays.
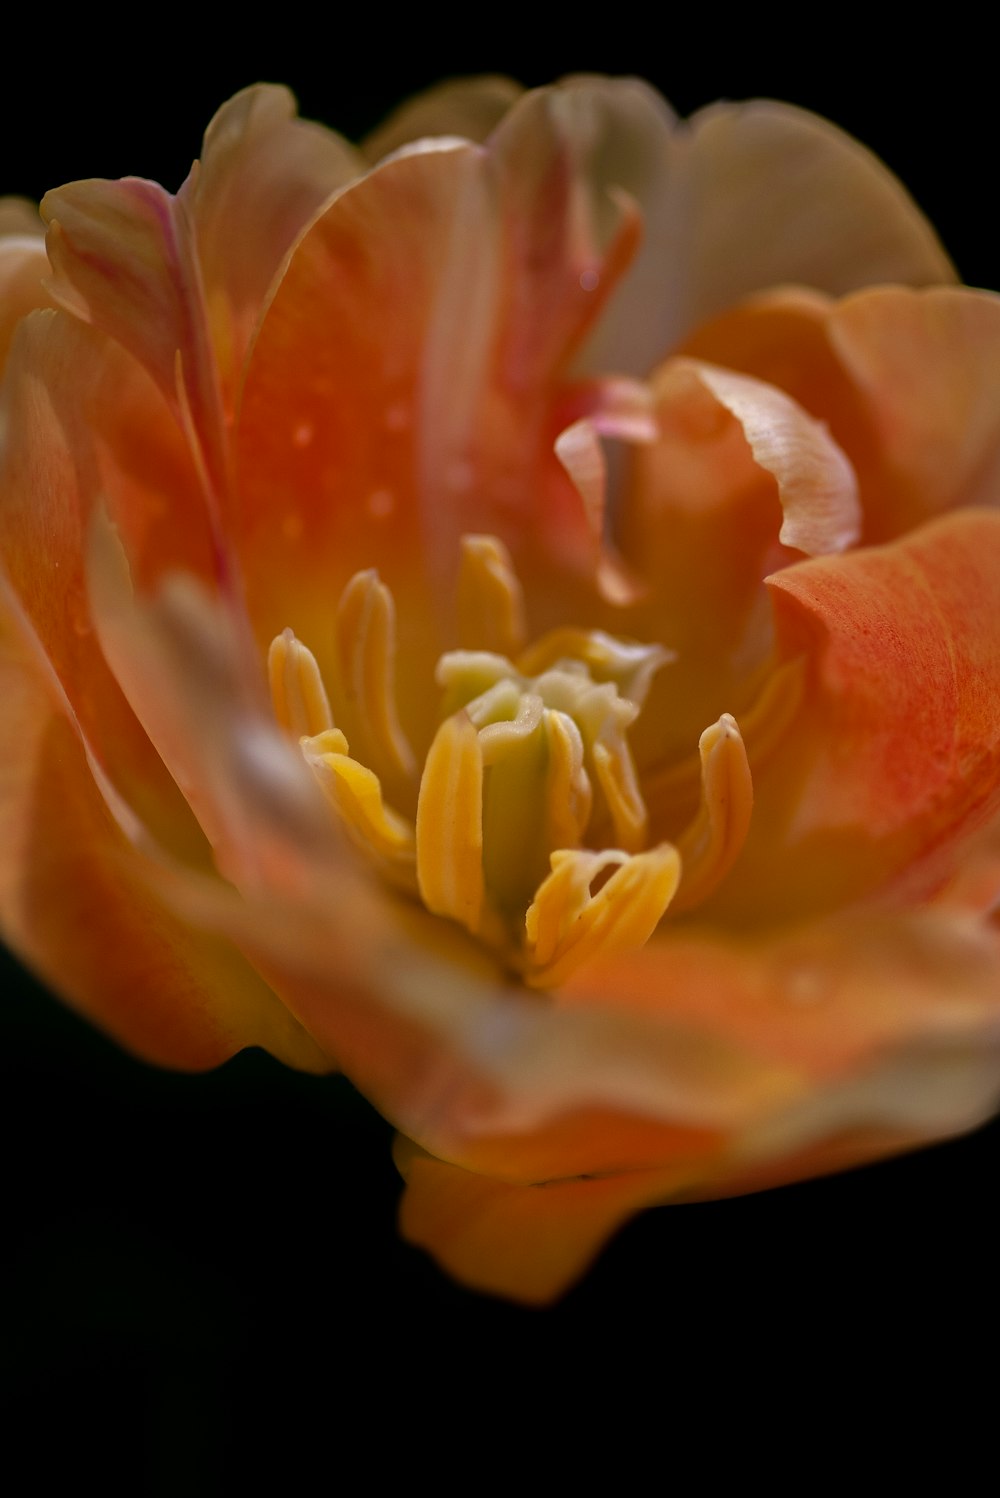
[[268, 628, 334, 739], [458, 534, 527, 658], [303, 728, 417, 894], [415, 712, 485, 934], [672, 713, 753, 912], [517, 628, 671, 708], [335, 569, 415, 782], [523, 844, 681, 989]]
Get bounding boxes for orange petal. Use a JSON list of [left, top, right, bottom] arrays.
[[714, 508, 1000, 921], [236, 120, 639, 687], [180, 84, 361, 399], [828, 286, 1000, 539], [0, 603, 328, 1073], [395, 1137, 697, 1305]]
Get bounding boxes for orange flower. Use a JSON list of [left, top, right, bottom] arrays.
[[3, 77, 1000, 1303]]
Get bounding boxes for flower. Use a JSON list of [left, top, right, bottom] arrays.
[[3, 76, 1000, 1304]]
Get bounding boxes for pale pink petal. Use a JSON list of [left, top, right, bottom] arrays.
[[40, 173, 227, 501]]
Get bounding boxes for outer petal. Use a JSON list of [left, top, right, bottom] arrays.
[[41, 173, 222, 461], [395, 1139, 696, 1305], [0, 311, 216, 854], [588, 96, 955, 377], [0, 201, 50, 374], [711, 509, 1000, 921], [0, 603, 328, 1073], [180, 84, 361, 397]]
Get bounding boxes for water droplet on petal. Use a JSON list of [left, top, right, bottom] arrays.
[[579, 268, 599, 292], [292, 421, 314, 449], [367, 488, 395, 520]]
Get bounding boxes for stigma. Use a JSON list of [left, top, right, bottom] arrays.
[[268, 535, 753, 987]]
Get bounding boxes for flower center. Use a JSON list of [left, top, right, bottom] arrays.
[[268, 535, 754, 986]]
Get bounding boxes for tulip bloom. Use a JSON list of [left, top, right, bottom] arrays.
[[3, 77, 1000, 1303]]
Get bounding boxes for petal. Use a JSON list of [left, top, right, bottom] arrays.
[[236, 118, 639, 706], [0, 310, 213, 853], [657, 358, 861, 556], [395, 1138, 695, 1305], [664, 100, 953, 363], [363, 75, 524, 160], [0, 602, 328, 1073], [714, 509, 1000, 921], [682, 285, 1000, 544], [0, 223, 50, 375], [40, 172, 228, 503], [180, 84, 361, 396], [828, 287, 1000, 539]]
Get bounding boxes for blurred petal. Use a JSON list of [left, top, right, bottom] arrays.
[[396, 1137, 695, 1305], [829, 287, 1000, 538], [0, 220, 50, 374], [363, 75, 523, 160], [0, 602, 328, 1072]]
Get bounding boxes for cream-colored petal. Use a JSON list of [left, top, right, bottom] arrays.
[[584, 95, 956, 377], [656, 358, 861, 555]]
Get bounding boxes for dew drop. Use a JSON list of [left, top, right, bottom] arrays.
[[282, 512, 304, 541], [367, 488, 395, 520], [447, 460, 473, 493], [384, 400, 410, 433], [292, 421, 314, 449], [579, 268, 600, 292], [783, 964, 831, 1006]]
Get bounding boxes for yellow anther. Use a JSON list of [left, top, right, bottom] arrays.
[[592, 737, 647, 853], [458, 534, 527, 658], [672, 713, 753, 912], [543, 712, 592, 851], [335, 569, 415, 783], [517, 628, 671, 708], [415, 712, 485, 935], [268, 628, 334, 739], [304, 728, 417, 895], [523, 843, 681, 989]]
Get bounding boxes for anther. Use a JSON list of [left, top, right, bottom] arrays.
[[672, 713, 753, 912], [268, 629, 334, 739]]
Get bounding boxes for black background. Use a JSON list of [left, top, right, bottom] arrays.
[[2, 16, 995, 1482]]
